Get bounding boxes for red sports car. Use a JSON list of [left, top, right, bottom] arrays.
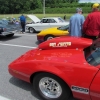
[[8, 36, 100, 100]]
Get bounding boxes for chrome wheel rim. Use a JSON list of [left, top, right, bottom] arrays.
[[30, 28, 34, 33], [47, 37, 53, 40], [39, 77, 62, 98]]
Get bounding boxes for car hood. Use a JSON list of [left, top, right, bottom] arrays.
[[37, 27, 68, 36], [38, 27, 58, 33], [10, 36, 93, 65], [10, 46, 87, 65], [27, 15, 41, 23]]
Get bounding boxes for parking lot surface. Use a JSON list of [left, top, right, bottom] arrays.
[[0, 32, 78, 100]]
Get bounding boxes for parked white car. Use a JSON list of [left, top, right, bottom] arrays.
[[25, 15, 69, 33]]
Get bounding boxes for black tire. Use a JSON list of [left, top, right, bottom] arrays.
[[44, 35, 54, 41], [33, 73, 71, 100], [29, 27, 35, 33], [6, 34, 14, 37]]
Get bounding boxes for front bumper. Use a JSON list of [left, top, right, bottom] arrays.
[[0, 31, 16, 36]]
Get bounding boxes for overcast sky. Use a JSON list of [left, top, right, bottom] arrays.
[[79, 0, 100, 3]]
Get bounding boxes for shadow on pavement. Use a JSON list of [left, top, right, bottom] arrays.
[[9, 77, 42, 100], [0, 35, 21, 41], [9, 77, 79, 100]]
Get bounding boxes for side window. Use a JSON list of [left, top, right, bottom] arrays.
[[46, 19, 50, 23], [41, 19, 49, 23], [50, 19, 56, 23], [41, 19, 45, 23]]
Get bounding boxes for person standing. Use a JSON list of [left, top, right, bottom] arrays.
[[69, 8, 85, 37], [83, 3, 100, 40], [63, 15, 66, 21], [19, 14, 26, 33]]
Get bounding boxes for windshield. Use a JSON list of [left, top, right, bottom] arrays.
[[0, 20, 8, 25], [57, 25, 69, 30], [85, 38, 100, 66], [58, 17, 65, 22], [86, 48, 100, 66]]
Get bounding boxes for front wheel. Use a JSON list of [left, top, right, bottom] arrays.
[[29, 27, 35, 33], [44, 35, 54, 41], [33, 73, 71, 100]]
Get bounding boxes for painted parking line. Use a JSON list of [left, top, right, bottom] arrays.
[[15, 33, 37, 37], [0, 95, 11, 100], [0, 43, 36, 49]]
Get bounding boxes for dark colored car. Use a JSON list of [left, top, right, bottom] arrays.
[[0, 19, 20, 37]]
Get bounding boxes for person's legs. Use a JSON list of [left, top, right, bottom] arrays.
[[23, 23, 25, 32], [21, 22, 23, 32], [21, 22, 25, 33]]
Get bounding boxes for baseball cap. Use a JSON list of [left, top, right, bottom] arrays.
[[92, 3, 100, 8], [76, 8, 82, 12]]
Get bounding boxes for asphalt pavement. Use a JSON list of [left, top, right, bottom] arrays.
[[0, 32, 78, 100]]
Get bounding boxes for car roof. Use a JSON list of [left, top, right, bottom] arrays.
[[27, 15, 62, 22], [42, 17, 61, 19], [42, 17, 66, 23]]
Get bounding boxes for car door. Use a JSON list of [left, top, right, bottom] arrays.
[[90, 69, 100, 100], [37, 19, 50, 30], [49, 19, 60, 27], [85, 47, 100, 100], [66, 64, 99, 100]]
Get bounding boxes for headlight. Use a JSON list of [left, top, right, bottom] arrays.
[[3, 28, 7, 31]]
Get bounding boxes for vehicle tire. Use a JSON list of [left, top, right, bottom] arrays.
[[44, 35, 54, 41], [33, 73, 71, 100], [6, 34, 14, 37], [29, 27, 35, 33]]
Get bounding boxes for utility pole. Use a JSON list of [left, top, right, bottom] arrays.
[[43, 0, 45, 17]]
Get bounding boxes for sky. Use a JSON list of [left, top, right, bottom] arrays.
[[79, 0, 100, 3]]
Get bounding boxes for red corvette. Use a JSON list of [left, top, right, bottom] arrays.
[[8, 36, 100, 100]]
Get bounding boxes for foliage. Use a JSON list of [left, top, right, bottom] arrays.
[[0, 0, 93, 14]]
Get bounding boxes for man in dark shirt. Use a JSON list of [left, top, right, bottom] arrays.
[[19, 14, 26, 33]]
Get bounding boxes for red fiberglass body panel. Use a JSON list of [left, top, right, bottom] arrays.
[[89, 70, 100, 100], [38, 36, 93, 50], [9, 36, 100, 100]]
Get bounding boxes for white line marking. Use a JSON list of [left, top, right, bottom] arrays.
[[0, 95, 11, 100], [0, 43, 37, 49], [15, 33, 37, 36]]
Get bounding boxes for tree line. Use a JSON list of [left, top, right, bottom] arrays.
[[0, 0, 93, 14]]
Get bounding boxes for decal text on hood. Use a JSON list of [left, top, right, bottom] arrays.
[[49, 42, 71, 47]]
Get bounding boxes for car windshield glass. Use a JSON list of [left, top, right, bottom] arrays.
[[57, 25, 69, 30], [86, 48, 100, 66], [0, 20, 8, 25], [0, 19, 21, 31], [58, 17, 65, 22], [84, 39, 100, 66]]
